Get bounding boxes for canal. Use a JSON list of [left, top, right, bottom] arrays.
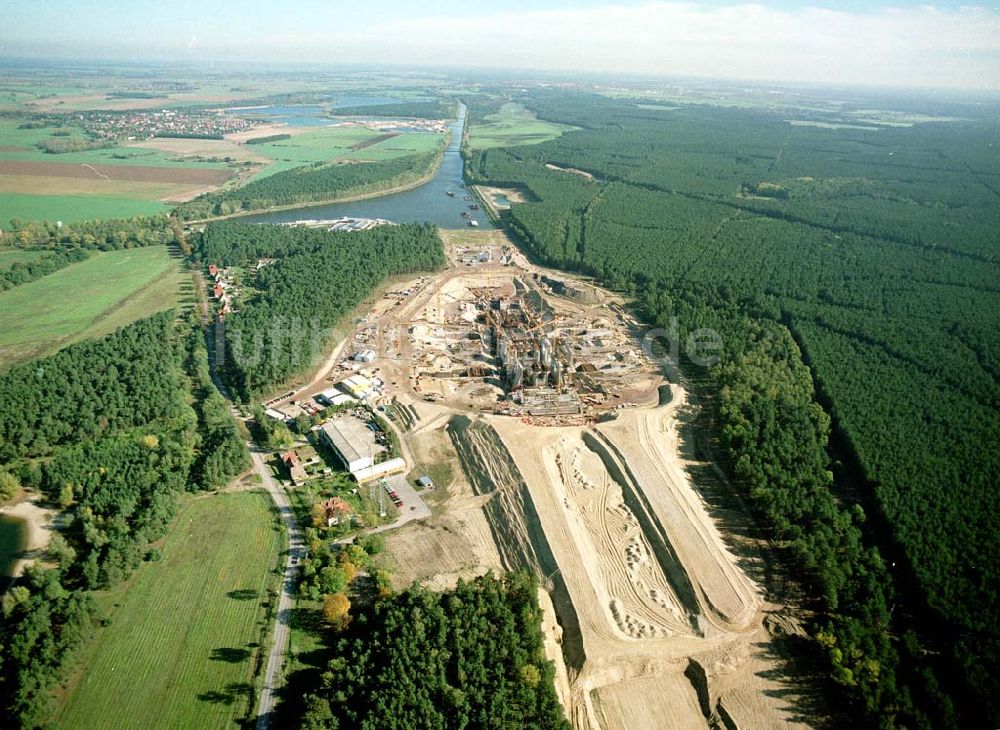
[[242, 103, 493, 229]]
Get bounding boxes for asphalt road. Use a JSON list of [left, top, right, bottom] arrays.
[[252, 446, 304, 730]]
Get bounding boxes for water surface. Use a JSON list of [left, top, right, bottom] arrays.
[[242, 104, 493, 229]]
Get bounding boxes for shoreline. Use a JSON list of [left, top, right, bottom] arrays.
[[1, 492, 57, 579], [181, 134, 449, 226]]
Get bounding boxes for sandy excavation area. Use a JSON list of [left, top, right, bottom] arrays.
[[2, 493, 56, 578], [364, 230, 821, 728]]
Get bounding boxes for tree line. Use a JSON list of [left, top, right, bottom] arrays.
[[176, 151, 441, 220], [0, 311, 250, 726], [195, 222, 445, 399], [466, 89, 1000, 726], [331, 99, 456, 119]]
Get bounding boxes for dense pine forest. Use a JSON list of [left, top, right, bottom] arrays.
[[0, 311, 249, 726], [330, 99, 456, 119], [178, 150, 442, 219], [299, 572, 569, 730], [194, 222, 445, 399], [465, 90, 1000, 726]]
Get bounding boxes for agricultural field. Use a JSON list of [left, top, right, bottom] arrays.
[[0, 193, 168, 224], [0, 118, 235, 222], [249, 126, 446, 178], [0, 245, 191, 368], [53, 491, 283, 730], [0, 112, 447, 221], [465, 102, 575, 150]]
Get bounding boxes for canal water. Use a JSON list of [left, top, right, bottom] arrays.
[[242, 104, 493, 229]]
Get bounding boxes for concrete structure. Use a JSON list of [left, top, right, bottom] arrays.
[[354, 349, 376, 363], [264, 407, 288, 422], [319, 416, 383, 473]]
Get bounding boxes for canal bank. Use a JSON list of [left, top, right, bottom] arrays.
[[242, 103, 492, 229]]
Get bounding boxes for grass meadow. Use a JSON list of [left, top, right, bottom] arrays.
[[0, 247, 46, 270], [0, 245, 192, 368], [252, 127, 446, 177], [466, 102, 575, 150], [54, 491, 284, 730]]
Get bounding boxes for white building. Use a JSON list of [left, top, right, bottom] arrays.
[[354, 349, 376, 363], [339, 374, 375, 400], [316, 388, 355, 407], [319, 417, 382, 473], [352, 457, 407, 483]]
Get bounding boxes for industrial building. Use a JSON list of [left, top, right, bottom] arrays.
[[315, 388, 355, 407], [338, 374, 377, 400], [319, 416, 383, 473], [352, 457, 407, 482], [318, 415, 406, 482], [485, 292, 583, 415]]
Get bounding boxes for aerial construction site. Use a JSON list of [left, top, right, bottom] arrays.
[[328, 228, 815, 729]]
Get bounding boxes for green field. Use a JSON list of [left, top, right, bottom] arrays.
[[253, 127, 446, 177], [54, 491, 283, 729], [0, 247, 46, 270], [0, 246, 191, 367], [466, 102, 575, 150], [0, 193, 169, 225]]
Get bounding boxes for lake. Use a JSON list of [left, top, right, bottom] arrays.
[[241, 103, 493, 229], [228, 96, 431, 126], [0, 513, 27, 584]]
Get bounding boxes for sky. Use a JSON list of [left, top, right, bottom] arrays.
[[2, 1, 999, 89]]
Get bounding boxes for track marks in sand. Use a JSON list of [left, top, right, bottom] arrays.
[[596, 399, 760, 633], [552, 438, 694, 640]]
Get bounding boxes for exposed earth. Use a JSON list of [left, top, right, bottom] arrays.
[[330, 228, 822, 729]]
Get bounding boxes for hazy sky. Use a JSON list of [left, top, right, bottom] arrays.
[[3, 1, 999, 89]]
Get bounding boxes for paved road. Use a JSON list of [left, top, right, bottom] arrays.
[[252, 446, 304, 730]]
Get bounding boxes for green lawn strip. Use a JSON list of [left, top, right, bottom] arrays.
[[0, 246, 183, 368], [55, 491, 283, 730]]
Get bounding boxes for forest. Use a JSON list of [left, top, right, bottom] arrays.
[[330, 99, 456, 119], [0, 311, 249, 727], [299, 571, 568, 730], [194, 222, 445, 399], [465, 90, 1000, 727], [177, 150, 441, 219]]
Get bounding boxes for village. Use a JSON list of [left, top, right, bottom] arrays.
[[72, 108, 255, 141]]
